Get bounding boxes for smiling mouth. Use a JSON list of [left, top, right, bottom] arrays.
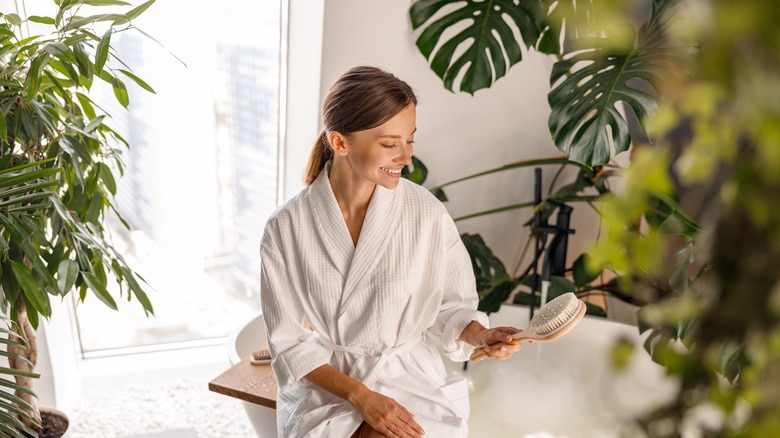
[[380, 166, 402, 175]]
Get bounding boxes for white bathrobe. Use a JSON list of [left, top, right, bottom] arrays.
[[260, 163, 489, 438]]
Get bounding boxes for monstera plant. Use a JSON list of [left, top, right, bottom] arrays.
[[410, 0, 780, 435], [405, 155, 617, 316], [410, 0, 681, 167], [0, 1, 156, 436], [408, 0, 689, 318]]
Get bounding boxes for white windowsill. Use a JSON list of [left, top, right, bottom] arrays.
[[78, 341, 234, 393]]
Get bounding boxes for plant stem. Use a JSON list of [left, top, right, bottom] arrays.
[[7, 296, 39, 432], [429, 155, 571, 192]]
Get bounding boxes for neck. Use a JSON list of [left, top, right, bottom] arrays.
[[328, 157, 376, 218]]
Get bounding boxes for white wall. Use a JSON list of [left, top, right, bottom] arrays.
[[315, 0, 601, 273], [282, 0, 325, 201]]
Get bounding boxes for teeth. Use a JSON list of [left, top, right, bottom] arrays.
[[381, 167, 401, 174]]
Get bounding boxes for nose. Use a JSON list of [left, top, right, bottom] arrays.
[[397, 142, 413, 166]]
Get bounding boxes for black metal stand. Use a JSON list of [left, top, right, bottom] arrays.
[[528, 168, 575, 323]]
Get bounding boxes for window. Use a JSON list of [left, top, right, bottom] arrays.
[[72, 0, 284, 354]]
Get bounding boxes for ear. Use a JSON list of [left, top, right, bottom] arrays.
[[329, 131, 348, 156]]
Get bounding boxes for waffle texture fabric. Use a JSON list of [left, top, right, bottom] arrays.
[[260, 162, 488, 438]]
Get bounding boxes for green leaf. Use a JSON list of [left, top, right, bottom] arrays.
[[718, 341, 742, 383], [120, 267, 154, 315], [10, 260, 50, 317], [547, 275, 577, 299], [431, 187, 448, 202], [410, 0, 543, 94], [43, 42, 76, 64], [112, 77, 129, 107], [0, 112, 7, 142], [94, 29, 111, 74], [0, 374, 37, 397], [51, 59, 80, 85], [0, 380, 38, 414], [0, 167, 61, 188], [585, 302, 606, 318], [57, 260, 79, 295], [82, 0, 132, 5], [24, 53, 51, 102], [117, 69, 155, 93], [114, 0, 156, 25], [72, 43, 93, 83], [63, 31, 90, 46], [0, 26, 14, 39], [76, 92, 96, 118], [81, 271, 117, 310], [5, 14, 22, 27], [547, 1, 686, 166], [97, 162, 117, 195], [460, 232, 519, 314], [85, 191, 104, 222], [84, 115, 105, 133], [537, 0, 595, 55], [65, 13, 125, 31], [669, 245, 692, 294], [25, 295, 39, 329], [401, 155, 427, 185], [28, 15, 56, 25], [572, 253, 600, 288]]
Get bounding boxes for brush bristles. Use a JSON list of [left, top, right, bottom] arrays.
[[531, 292, 582, 336]]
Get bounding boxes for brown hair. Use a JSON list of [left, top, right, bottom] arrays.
[[304, 66, 417, 185]]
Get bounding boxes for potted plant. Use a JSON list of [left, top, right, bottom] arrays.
[[0, 1, 157, 436], [403, 155, 618, 317], [409, 0, 780, 435]]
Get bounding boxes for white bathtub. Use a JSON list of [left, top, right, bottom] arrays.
[[229, 306, 678, 438]]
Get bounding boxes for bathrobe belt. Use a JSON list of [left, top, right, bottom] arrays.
[[318, 336, 426, 390]]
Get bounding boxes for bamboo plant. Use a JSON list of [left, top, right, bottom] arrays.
[[0, 1, 157, 435]]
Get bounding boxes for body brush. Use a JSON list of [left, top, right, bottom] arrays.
[[470, 292, 586, 362]]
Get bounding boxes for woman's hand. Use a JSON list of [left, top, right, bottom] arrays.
[[349, 386, 425, 438], [476, 326, 529, 360]]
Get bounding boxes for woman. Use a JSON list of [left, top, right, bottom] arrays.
[[260, 66, 523, 438]]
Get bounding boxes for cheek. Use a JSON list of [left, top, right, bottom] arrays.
[[352, 148, 385, 169]]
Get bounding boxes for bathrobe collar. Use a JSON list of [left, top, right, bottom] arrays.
[[309, 161, 403, 318]]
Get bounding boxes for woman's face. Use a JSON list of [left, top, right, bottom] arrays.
[[333, 103, 416, 190]]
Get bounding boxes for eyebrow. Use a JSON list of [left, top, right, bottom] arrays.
[[378, 127, 417, 139]]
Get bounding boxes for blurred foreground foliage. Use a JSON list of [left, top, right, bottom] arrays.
[[410, 0, 780, 435], [589, 0, 780, 435]]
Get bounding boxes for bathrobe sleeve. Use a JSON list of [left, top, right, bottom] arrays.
[[432, 222, 491, 362], [260, 229, 331, 388]]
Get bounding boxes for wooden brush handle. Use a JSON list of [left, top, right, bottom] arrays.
[[469, 334, 536, 362]]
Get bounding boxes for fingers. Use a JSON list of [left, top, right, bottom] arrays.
[[396, 408, 424, 437], [382, 420, 424, 438], [494, 326, 521, 335], [369, 400, 424, 438], [483, 341, 523, 360]]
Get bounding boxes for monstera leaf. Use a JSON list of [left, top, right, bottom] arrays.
[[461, 233, 518, 314], [536, 0, 595, 55], [401, 155, 428, 185], [548, 0, 684, 166], [410, 0, 544, 94]]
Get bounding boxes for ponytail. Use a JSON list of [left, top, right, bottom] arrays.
[[304, 130, 333, 185]]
